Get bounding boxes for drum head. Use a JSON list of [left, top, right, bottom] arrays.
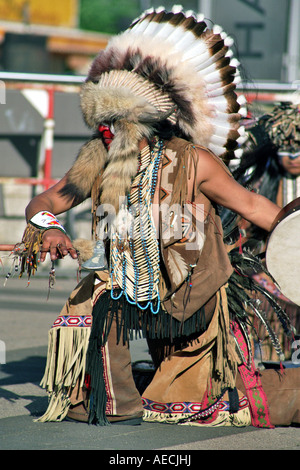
[[266, 207, 300, 306]]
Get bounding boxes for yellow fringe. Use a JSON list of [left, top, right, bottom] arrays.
[[143, 408, 251, 427], [143, 410, 187, 424], [35, 326, 91, 422], [178, 408, 252, 427]]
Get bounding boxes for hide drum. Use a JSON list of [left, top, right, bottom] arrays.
[[266, 198, 300, 306]]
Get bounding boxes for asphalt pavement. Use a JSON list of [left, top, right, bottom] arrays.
[[0, 269, 300, 453]]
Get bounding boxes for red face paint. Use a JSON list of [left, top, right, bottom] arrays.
[[98, 124, 115, 149]]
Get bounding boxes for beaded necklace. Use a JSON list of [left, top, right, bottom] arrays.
[[109, 139, 164, 313]]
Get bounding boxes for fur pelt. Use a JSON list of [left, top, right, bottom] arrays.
[[72, 238, 96, 262], [80, 82, 169, 131], [59, 137, 107, 205]]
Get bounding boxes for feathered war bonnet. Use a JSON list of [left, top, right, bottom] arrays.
[[60, 6, 247, 221]]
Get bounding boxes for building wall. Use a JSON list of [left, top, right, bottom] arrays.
[[0, 0, 78, 28]]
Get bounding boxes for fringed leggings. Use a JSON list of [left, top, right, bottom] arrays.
[[84, 287, 216, 425]]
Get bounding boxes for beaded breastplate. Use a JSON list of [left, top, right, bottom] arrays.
[[109, 139, 164, 313], [281, 174, 300, 206]]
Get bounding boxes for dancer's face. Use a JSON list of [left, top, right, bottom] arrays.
[[278, 148, 300, 175]]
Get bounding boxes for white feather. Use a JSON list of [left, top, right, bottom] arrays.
[[130, 18, 152, 35], [237, 95, 247, 106], [213, 24, 223, 34], [202, 69, 222, 84], [183, 46, 209, 62], [214, 121, 235, 135], [240, 125, 246, 136], [233, 74, 242, 85], [208, 96, 229, 112], [208, 143, 225, 155], [225, 49, 234, 58], [184, 45, 210, 61], [189, 49, 227, 71], [155, 22, 177, 40], [166, 25, 194, 47], [212, 121, 233, 133], [129, 8, 154, 26], [195, 59, 219, 76], [174, 30, 200, 52], [206, 81, 225, 92], [206, 86, 233, 98], [237, 134, 247, 145], [230, 58, 240, 68], [185, 10, 196, 18], [203, 63, 240, 85], [213, 122, 232, 137], [140, 20, 167, 37], [214, 110, 235, 121], [172, 5, 184, 13], [234, 148, 243, 158], [197, 13, 205, 22], [162, 24, 191, 46], [210, 134, 228, 147], [166, 248, 189, 286], [185, 37, 210, 57], [239, 106, 248, 117], [224, 36, 234, 47]]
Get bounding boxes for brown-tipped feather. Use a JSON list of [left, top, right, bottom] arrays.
[[205, 46, 230, 64], [180, 16, 197, 31], [168, 12, 186, 27], [152, 11, 174, 24], [224, 138, 239, 151], [149, 11, 169, 24], [191, 21, 207, 37]]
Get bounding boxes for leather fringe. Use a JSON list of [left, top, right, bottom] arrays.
[[91, 290, 207, 345], [84, 291, 207, 425], [36, 326, 90, 422], [17, 223, 44, 279]]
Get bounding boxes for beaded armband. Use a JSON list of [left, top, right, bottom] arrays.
[[29, 211, 66, 234]]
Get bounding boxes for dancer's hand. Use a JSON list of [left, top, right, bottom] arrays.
[[40, 229, 78, 262]]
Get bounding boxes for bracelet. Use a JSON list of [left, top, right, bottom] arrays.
[[29, 211, 67, 234]]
